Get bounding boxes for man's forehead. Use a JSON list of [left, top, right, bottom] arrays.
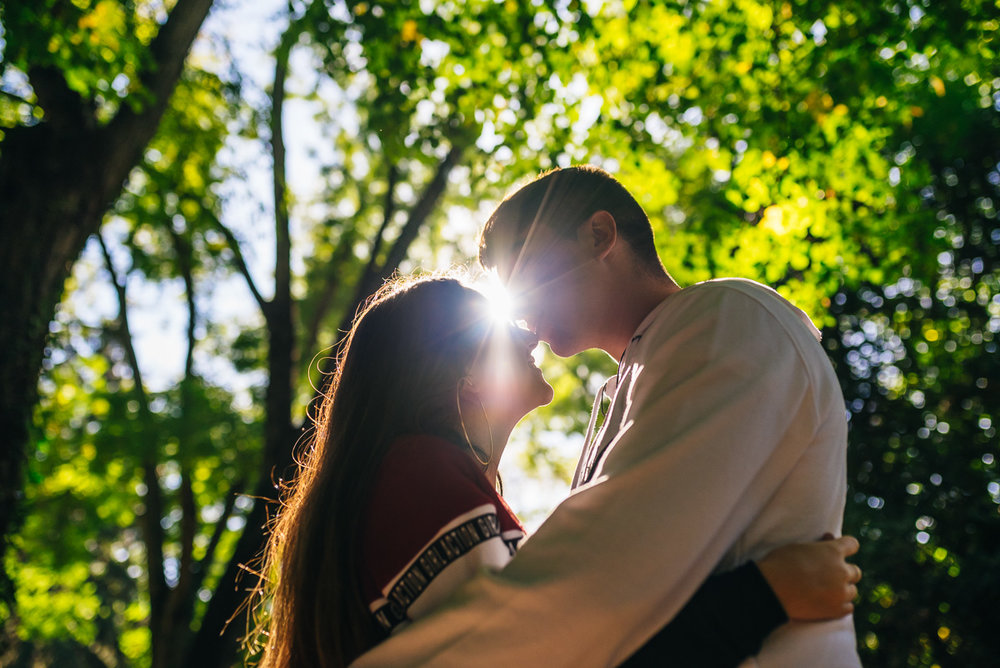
[[495, 223, 570, 287], [492, 228, 530, 282], [492, 225, 532, 275]]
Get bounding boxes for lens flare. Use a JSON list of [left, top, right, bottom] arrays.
[[477, 272, 515, 325]]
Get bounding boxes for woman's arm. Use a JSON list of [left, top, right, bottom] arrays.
[[620, 536, 861, 667]]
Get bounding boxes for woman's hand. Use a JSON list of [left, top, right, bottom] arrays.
[[756, 534, 862, 621]]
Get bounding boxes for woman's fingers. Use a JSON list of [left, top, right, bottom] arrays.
[[834, 537, 862, 593], [844, 583, 858, 613], [833, 534, 860, 556], [828, 535, 862, 612], [758, 535, 863, 621]]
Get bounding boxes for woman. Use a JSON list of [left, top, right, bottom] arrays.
[[253, 276, 860, 667]]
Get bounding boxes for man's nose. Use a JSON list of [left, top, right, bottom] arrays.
[[508, 301, 533, 332], [509, 303, 536, 334]]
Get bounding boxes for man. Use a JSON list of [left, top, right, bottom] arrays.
[[356, 165, 861, 666]]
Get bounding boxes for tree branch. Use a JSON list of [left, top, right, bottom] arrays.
[[380, 145, 463, 275], [101, 0, 216, 197], [357, 162, 399, 293], [0, 88, 37, 107], [271, 35, 292, 331], [300, 224, 356, 370], [332, 144, 464, 343], [175, 470, 198, 603], [190, 482, 244, 598], [163, 227, 199, 644], [96, 232, 168, 665], [264, 26, 297, 469], [173, 229, 199, 381], [311, 161, 399, 364], [210, 219, 269, 313]]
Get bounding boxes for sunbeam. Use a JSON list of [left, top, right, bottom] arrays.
[[477, 271, 516, 326]]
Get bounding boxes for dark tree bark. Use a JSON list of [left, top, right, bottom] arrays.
[[0, 0, 215, 618]]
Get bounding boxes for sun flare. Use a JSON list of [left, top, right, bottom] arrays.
[[477, 273, 515, 326]]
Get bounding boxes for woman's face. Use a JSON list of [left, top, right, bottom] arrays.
[[464, 295, 554, 428]]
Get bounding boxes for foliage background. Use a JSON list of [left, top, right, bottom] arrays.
[[1, 0, 998, 666]]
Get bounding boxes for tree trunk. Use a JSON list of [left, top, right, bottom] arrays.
[[0, 122, 104, 604], [181, 31, 298, 667]]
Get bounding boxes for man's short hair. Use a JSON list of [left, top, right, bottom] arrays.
[[478, 165, 663, 272]]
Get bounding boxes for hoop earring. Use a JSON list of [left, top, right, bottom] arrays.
[[477, 394, 495, 467], [456, 380, 494, 469]]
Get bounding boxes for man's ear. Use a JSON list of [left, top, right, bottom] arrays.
[[578, 210, 618, 260]]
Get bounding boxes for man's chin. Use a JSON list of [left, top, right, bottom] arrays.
[[536, 326, 588, 357], [545, 338, 585, 359]]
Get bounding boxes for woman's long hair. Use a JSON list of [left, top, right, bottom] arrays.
[[252, 276, 490, 668]]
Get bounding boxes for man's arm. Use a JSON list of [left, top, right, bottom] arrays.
[[354, 285, 837, 666]]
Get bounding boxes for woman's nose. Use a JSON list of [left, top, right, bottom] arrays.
[[515, 325, 539, 350]]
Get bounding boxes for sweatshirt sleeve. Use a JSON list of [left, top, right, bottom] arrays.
[[362, 436, 524, 634], [353, 285, 832, 667]]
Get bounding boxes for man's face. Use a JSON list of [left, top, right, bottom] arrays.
[[495, 225, 599, 357]]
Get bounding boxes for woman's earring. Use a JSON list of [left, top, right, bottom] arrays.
[[475, 393, 495, 466], [456, 378, 491, 468]]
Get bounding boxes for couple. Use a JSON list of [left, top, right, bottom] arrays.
[[254, 166, 863, 666]]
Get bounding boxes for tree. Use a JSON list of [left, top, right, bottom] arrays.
[[0, 0, 215, 618], [827, 76, 1000, 664]]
